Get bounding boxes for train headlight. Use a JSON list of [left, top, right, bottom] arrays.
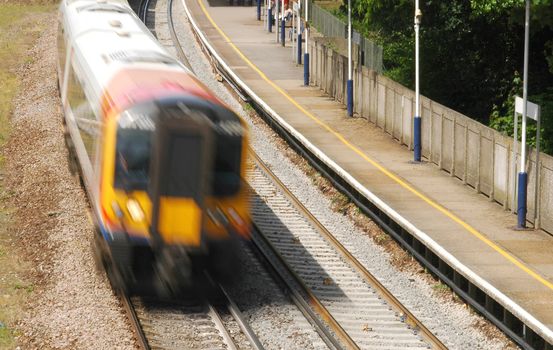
[[227, 208, 244, 227], [112, 201, 124, 218], [126, 199, 145, 222], [227, 208, 249, 236], [207, 207, 229, 227]]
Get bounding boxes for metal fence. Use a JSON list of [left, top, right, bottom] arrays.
[[308, 38, 553, 234], [307, 0, 382, 73]]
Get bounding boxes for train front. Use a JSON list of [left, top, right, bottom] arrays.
[[97, 96, 251, 296]]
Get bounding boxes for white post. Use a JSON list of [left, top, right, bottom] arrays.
[[517, 0, 530, 228], [304, 0, 308, 54], [347, 0, 351, 81], [303, 0, 309, 85], [346, 0, 353, 116], [520, 1, 530, 175]]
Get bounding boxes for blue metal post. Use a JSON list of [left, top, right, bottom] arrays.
[[517, 172, 528, 228], [304, 53, 309, 85], [257, 0, 261, 20], [414, 116, 421, 161], [268, 7, 272, 32], [304, 53, 310, 85], [347, 79, 353, 116], [281, 20, 285, 46], [297, 33, 302, 64]]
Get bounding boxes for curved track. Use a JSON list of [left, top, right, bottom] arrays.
[[168, 0, 446, 347], [120, 289, 264, 350], [250, 153, 446, 349], [247, 155, 445, 349], [131, 0, 447, 348], [121, 2, 265, 349]]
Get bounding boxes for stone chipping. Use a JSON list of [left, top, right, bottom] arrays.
[[0, 2, 519, 349], [3, 14, 136, 350], [171, 0, 518, 348]]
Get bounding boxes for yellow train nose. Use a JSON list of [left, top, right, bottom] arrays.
[[157, 197, 202, 246]]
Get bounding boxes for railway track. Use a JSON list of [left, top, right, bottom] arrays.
[[141, 0, 193, 70], [120, 286, 264, 350], [129, 0, 448, 348], [122, 2, 267, 349], [248, 154, 446, 349]]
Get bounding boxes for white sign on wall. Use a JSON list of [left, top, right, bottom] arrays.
[[515, 96, 540, 121]]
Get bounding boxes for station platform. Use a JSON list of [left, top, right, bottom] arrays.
[[181, 0, 553, 346]]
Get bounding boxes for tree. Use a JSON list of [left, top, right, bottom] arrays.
[[341, 0, 553, 154]]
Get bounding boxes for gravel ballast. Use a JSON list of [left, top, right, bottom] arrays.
[[0, 3, 518, 349], [3, 14, 136, 349], [171, 1, 517, 348]]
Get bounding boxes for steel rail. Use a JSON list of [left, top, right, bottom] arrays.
[[218, 285, 266, 350], [142, 1, 437, 348], [179, 0, 553, 347], [120, 294, 150, 350], [206, 303, 240, 350], [251, 150, 448, 350], [164, 4, 347, 348], [138, 0, 151, 23], [167, 0, 194, 71], [125, 291, 260, 350], [249, 223, 358, 350]]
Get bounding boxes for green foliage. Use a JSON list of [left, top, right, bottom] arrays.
[[337, 0, 553, 155], [490, 78, 553, 152]]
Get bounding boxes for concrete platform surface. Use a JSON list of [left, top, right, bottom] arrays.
[[183, 0, 553, 340]]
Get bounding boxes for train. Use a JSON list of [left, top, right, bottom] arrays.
[[56, 0, 251, 296]]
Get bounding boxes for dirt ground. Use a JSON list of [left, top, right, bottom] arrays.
[[0, 7, 136, 350]]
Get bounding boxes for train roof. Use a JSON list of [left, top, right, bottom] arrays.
[[60, 0, 194, 112]]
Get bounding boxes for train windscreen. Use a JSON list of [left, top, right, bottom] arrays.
[[114, 104, 243, 197], [114, 128, 151, 191], [213, 134, 242, 197], [165, 134, 202, 199]]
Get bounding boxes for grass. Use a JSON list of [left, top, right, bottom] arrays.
[[432, 281, 451, 293], [0, 4, 54, 347]]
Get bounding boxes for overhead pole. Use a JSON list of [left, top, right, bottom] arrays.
[[346, 0, 353, 116], [413, 0, 422, 162], [303, 0, 309, 85], [517, 0, 530, 229]]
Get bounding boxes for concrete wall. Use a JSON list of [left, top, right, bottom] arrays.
[[308, 38, 553, 233]]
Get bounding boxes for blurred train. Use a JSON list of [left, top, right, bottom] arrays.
[[56, 0, 251, 295]]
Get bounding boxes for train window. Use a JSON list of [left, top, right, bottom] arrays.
[[163, 104, 243, 197], [57, 22, 66, 78], [76, 4, 128, 13], [67, 65, 82, 110], [212, 134, 242, 197], [67, 63, 100, 167], [114, 128, 151, 191], [165, 135, 202, 198]]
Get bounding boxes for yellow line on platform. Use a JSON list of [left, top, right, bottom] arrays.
[[195, 0, 553, 291]]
